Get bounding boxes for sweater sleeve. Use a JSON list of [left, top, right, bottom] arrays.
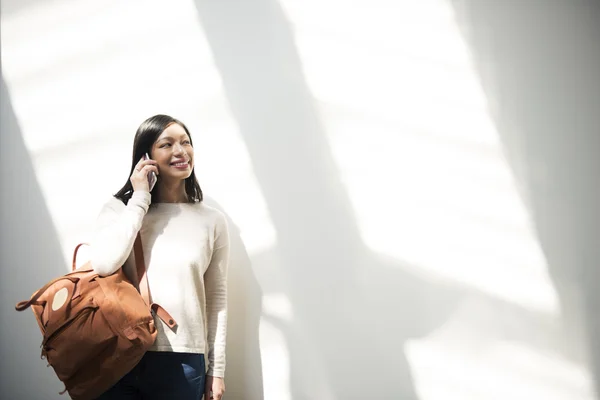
[[90, 191, 151, 276], [204, 212, 230, 377]]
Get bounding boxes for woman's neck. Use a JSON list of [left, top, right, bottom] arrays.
[[155, 180, 187, 203]]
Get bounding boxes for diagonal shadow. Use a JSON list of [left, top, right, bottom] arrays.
[[0, 76, 67, 397], [193, 0, 462, 398], [449, 0, 600, 395], [203, 196, 265, 400]]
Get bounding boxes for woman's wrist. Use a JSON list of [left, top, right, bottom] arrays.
[[129, 190, 151, 211]]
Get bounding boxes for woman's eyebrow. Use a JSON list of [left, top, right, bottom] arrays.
[[157, 135, 188, 143]]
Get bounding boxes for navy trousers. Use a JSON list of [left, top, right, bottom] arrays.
[[96, 351, 206, 400]]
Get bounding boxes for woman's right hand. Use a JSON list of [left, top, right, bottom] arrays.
[[130, 157, 158, 192]]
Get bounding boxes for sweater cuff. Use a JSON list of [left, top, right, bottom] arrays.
[[207, 367, 225, 378], [129, 191, 151, 212]]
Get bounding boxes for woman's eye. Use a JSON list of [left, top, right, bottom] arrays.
[[183, 140, 191, 145], [161, 143, 171, 148]]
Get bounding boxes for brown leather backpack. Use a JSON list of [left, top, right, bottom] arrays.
[[15, 234, 176, 399]]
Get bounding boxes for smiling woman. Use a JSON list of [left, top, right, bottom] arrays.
[[90, 114, 229, 400], [114, 115, 203, 206], [150, 123, 194, 199]]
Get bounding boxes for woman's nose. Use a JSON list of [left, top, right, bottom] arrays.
[[173, 143, 185, 155]]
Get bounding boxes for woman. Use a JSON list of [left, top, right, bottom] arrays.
[[91, 114, 228, 400]]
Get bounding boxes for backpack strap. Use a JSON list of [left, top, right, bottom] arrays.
[[72, 243, 89, 271], [134, 234, 177, 329]]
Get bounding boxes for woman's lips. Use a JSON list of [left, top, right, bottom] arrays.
[[170, 161, 189, 169]]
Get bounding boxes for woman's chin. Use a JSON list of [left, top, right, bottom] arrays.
[[158, 173, 192, 184]]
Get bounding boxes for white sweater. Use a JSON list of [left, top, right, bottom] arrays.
[[90, 191, 229, 377]]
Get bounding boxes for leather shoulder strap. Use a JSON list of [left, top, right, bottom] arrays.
[[72, 243, 89, 271], [133, 234, 149, 305], [133, 234, 177, 329]]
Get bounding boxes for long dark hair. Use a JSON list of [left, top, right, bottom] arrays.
[[114, 114, 203, 205]]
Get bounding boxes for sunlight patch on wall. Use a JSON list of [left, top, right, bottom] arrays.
[[406, 335, 594, 400], [259, 317, 291, 400], [1, 0, 222, 155], [282, 0, 558, 316]]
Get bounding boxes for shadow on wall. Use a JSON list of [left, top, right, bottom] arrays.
[[1, 0, 44, 15], [203, 197, 265, 400], [450, 0, 600, 396], [193, 0, 463, 398], [0, 77, 67, 398]]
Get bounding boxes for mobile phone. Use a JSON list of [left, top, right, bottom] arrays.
[[143, 153, 157, 192]]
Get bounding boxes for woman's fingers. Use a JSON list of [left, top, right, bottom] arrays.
[[134, 158, 156, 172], [130, 159, 158, 192], [141, 164, 159, 176]]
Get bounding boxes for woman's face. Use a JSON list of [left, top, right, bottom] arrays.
[[150, 123, 194, 182]]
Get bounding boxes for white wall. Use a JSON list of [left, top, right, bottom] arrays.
[[1, 0, 598, 399]]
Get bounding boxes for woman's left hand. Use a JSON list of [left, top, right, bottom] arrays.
[[205, 375, 225, 400]]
